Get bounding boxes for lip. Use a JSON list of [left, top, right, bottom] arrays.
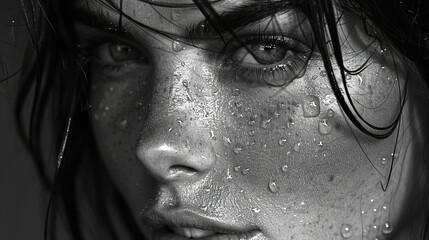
[[142, 209, 263, 240], [153, 227, 263, 240]]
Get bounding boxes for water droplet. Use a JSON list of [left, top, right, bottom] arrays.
[[234, 165, 241, 172], [200, 205, 208, 211], [232, 88, 241, 96], [382, 204, 389, 211], [346, 74, 352, 80], [318, 119, 332, 135], [302, 95, 321, 118], [181, 62, 186, 67], [260, 118, 272, 129], [268, 179, 279, 193], [172, 41, 185, 52], [373, 208, 377, 212], [294, 142, 301, 152], [249, 130, 255, 136], [241, 168, 249, 175], [115, 118, 129, 130], [281, 164, 289, 172], [251, 207, 261, 213], [320, 70, 327, 77], [235, 101, 243, 109], [233, 144, 244, 155], [340, 224, 353, 239], [278, 137, 288, 146], [381, 157, 388, 165], [382, 222, 392, 235], [327, 109, 335, 118]]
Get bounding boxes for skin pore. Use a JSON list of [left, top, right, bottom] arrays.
[[74, 0, 429, 239]]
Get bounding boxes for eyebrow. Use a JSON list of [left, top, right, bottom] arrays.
[[72, 0, 298, 40], [187, 0, 298, 39]]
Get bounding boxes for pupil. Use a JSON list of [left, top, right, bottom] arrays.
[[109, 43, 141, 62]]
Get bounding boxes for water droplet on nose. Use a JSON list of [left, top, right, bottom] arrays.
[[381, 157, 388, 165], [318, 119, 332, 135], [115, 118, 129, 130], [382, 204, 389, 211], [294, 142, 302, 152], [320, 70, 327, 77], [234, 165, 241, 172], [233, 144, 244, 155], [340, 224, 353, 239], [302, 95, 321, 118], [278, 137, 288, 146], [232, 88, 241, 96], [268, 179, 279, 193], [241, 168, 250, 175], [382, 222, 392, 235], [281, 164, 289, 172], [172, 41, 185, 52]]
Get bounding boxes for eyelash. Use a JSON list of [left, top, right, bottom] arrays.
[[77, 33, 310, 84]]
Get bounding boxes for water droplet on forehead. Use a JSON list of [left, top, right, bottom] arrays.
[[234, 165, 241, 172], [278, 137, 287, 146], [241, 168, 249, 175], [345, 74, 352, 80], [340, 224, 353, 239], [302, 95, 321, 118], [268, 179, 279, 193], [249, 130, 255, 136], [251, 207, 261, 213], [172, 41, 185, 52], [281, 164, 289, 172], [318, 119, 332, 135]]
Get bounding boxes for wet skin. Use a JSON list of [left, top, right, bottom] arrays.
[[75, 0, 429, 239]]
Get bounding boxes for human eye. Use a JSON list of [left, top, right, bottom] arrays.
[[78, 38, 151, 78], [224, 35, 312, 86]]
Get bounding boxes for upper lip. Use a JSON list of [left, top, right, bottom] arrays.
[[141, 209, 259, 234]]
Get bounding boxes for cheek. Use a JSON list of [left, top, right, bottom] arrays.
[[89, 76, 155, 208]]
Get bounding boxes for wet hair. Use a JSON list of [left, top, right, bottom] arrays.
[[15, 0, 429, 239]]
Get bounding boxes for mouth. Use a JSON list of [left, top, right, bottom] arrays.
[[153, 227, 262, 240], [143, 210, 263, 240]]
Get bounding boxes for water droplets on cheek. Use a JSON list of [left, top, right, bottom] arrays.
[[340, 224, 353, 239], [318, 119, 332, 135], [268, 179, 279, 193], [302, 95, 321, 118], [172, 41, 185, 52]]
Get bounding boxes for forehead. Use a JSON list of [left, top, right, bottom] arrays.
[[75, 0, 235, 33], [74, 0, 302, 36]]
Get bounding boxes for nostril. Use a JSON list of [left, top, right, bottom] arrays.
[[168, 165, 198, 177]]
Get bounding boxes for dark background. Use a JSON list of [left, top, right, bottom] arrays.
[[0, 1, 44, 239]]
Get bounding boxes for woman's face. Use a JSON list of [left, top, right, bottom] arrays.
[[76, 0, 423, 239]]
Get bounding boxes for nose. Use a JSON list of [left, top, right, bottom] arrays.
[[135, 56, 218, 183], [136, 126, 216, 182]]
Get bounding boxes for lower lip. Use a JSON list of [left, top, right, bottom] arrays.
[[152, 228, 264, 240]]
